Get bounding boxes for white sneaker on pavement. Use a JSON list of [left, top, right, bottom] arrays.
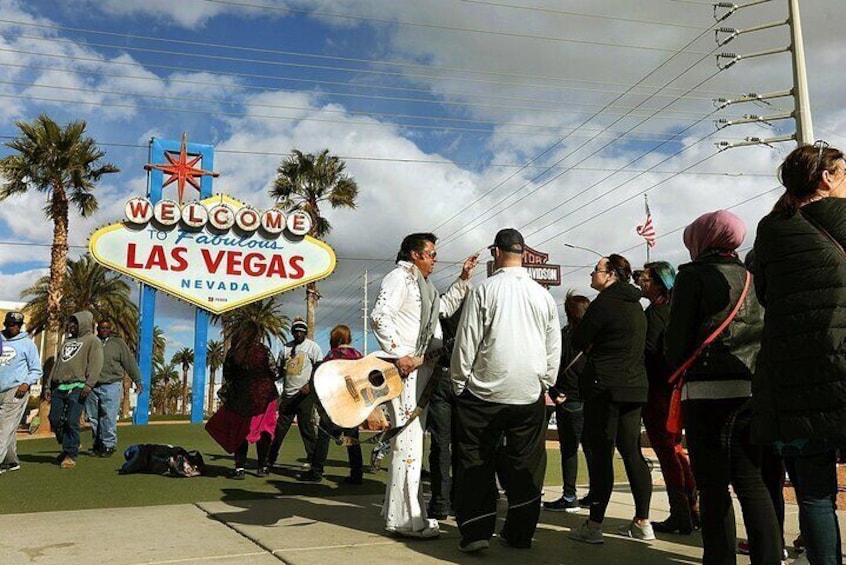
[[617, 520, 656, 540]]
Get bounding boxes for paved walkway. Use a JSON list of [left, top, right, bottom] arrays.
[[0, 485, 823, 564]]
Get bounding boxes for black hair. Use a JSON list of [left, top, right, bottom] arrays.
[[396, 232, 437, 262], [606, 253, 632, 282]]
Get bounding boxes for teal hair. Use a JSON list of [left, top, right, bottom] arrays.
[[644, 261, 675, 294]]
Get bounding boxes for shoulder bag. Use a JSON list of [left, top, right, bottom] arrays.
[[666, 270, 752, 433]]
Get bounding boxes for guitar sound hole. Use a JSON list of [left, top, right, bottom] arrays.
[[368, 370, 385, 387]]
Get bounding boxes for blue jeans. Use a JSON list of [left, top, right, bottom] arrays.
[[49, 388, 85, 459], [426, 370, 453, 513], [85, 381, 123, 450], [793, 449, 842, 565]]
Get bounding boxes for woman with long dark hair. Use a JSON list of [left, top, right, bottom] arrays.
[[665, 210, 780, 565], [219, 330, 279, 480], [569, 253, 653, 544], [753, 142, 846, 565]]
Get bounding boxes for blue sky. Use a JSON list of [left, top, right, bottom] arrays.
[[1, 0, 845, 372]]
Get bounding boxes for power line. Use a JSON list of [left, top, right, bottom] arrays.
[[9, 32, 715, 99], [200, 0, 714, 55], [558, 185, 782, 278], [0, 78, 711, 141], [0, 17, 715, 91], [431, 22, 722, 255], [0, 59, 713, 125], [0, 91, 614, 139], [459, 0, 708, 30], [0, 133, 772, 176]]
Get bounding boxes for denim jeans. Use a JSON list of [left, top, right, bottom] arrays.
[[49, 387, 85, 459], [426, 370, 453, 514], [552, 400, 588, 501], [793, 449, 842, 565], [85, 381, 123, 450]]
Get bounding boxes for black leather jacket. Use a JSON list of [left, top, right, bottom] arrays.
[[665, 252, 763, 383]]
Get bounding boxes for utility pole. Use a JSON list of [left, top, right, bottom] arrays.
[[362, 269, 368, 355], [789, 0, 814, 143], [713, 0, 814, 149]]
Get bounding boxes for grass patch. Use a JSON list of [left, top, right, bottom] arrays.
[[4, 424, 617, 514]]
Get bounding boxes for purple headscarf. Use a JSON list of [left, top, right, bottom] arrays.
[[682, 210, 746, 261]]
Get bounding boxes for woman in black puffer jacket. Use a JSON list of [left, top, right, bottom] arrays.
[[753, 143, 846, 565]]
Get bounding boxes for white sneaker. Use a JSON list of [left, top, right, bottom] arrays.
[[386, 524, 440, 539], [569, 520, 604, 544], [617, 520, 656, 540]]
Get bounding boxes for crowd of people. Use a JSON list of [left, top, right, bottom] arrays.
[[0, 141, 844, 564], [355, 141, 846, 564]]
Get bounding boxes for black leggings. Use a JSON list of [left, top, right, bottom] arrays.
[[583, 393, 652, 523]]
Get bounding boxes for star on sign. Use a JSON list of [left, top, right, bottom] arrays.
[[144, 132, 219, 203]]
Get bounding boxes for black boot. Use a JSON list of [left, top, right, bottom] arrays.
[[652, 488, 694, 534]]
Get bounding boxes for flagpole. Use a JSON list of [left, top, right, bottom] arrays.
[[644, 195, 651, 263]]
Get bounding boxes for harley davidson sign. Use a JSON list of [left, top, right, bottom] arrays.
[[486, 245, 561, 286], [89, 194, 336, 314]]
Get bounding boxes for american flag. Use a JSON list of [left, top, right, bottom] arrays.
[[636, 204, 656, 248]]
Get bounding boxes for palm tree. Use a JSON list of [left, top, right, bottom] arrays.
[[21, 254, 138, 346], [0, 115, 118, 433], [152, 325, 166, 366], [206, 339, 225, 415], [270, 149, 358, 338], [151, 361, 179, 415], [0, 116, 118, 362], [218, 297, 290, 351], [171, 347, 194, 415]]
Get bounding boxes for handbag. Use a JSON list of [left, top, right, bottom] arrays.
[[666, 270, 752, 434]]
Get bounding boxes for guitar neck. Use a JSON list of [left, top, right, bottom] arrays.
[[418, 338, 454, 365]]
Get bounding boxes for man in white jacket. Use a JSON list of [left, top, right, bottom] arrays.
[[451, 228, 561, 552], [371, 232, 477, 539]]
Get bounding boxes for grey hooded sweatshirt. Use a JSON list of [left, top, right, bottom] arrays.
[[46, 311, 104, 389]]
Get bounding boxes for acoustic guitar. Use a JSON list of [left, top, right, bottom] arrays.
[[314, 344, 450, 428]]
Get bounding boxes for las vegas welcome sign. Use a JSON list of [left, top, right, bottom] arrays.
[[89, 193, 336, 314]]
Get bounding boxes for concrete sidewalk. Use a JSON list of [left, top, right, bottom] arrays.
[[0, 485, 820, 565]]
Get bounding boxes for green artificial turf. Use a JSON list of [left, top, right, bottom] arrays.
[[3, 424, 610, 514]]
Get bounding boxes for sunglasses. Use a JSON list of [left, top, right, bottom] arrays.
[[418, 250, 437, 259], [814, 139, 830, 174]]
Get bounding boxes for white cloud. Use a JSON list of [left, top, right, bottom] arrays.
[[1, 0, 844, 341]]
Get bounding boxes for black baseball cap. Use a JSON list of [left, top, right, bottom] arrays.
[[490, 228, 525, 254], [291, 320, 308, 333], [4, 311, 24, 326]]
